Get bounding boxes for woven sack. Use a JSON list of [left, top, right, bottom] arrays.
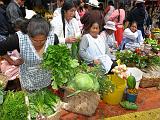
[[140, 66, 160, 88], [62, 88, 100, 116]]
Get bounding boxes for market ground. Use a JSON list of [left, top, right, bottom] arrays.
[[60, 87, 160, 120]]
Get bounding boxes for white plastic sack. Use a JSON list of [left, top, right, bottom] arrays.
[[127, 67, 143, 89]]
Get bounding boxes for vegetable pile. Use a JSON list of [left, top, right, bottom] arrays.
[[28, 88, 60, 119], [0, 91, 28, 120], [112, 64, 128, 79], [116, 50, 160, 68], [144, 38, 158, 45]]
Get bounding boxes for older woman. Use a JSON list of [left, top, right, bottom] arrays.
[[0, 15, 59, 91], [50, 0, 81, 48]]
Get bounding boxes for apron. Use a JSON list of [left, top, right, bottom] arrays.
[[17, 31, 55, 91], [86, 34, 113, 73], [65, 20, 75, 49]]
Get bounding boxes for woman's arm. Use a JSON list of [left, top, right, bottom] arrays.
[[79, 35, 94, 63], [137, 30, 144, 44], [2, 54, 23, 66], [50, 16, 78, 44]]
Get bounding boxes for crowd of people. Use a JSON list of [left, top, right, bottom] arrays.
[[0, 0, 158, 91]]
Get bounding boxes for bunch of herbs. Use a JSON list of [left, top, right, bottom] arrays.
[[42, 44, 79, 89], [0, 91, 28, 120]]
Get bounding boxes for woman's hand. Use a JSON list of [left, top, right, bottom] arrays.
[[93, 59, 100, 65], [2, 54, 23, 66], [65, 37, 77, 43]]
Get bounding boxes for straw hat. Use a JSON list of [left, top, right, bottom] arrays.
[[104, 21, 116, 31]]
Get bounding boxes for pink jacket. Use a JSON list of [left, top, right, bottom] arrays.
[[109, 9, 125, 28]]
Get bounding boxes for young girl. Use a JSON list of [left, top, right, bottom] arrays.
[[79, 21, 116, 74], [119, 21, 144, 50]]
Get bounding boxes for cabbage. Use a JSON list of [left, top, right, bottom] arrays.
[[74, 73, 99, 91]]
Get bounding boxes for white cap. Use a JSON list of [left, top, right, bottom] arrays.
[[104, 21, 116, 31], [136, 0, 145, 3], [86, 0, 99, 8]]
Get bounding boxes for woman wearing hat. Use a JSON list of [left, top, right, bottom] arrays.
[[100, 21, 117, 60]]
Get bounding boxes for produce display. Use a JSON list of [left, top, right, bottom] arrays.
[[152, 44, 160, 53], [42, 44, 79, 89], [0, 88, 60, 120], [151, 28, 160, 33], [3, 35, 160, 118], [0, 91, 28, 120], [42, 45, 114, 97], [28, 88, 60, 119], [111, 64, 128, 79], [116, 49, 160, 69], [120, 101, 138, 110], [144, 38, 158, 45]]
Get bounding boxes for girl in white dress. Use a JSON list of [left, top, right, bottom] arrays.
[[79, 21, 117, 74]]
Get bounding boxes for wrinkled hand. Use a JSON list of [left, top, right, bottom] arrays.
[[65, 37, 77, 43], [93, 59, 100, 65], [12, 58, 24, 66]]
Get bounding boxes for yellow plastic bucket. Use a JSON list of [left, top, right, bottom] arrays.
[[103, 74, 126, 105]]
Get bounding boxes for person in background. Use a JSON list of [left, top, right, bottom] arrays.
[[79, 20, 117, 74], [126, 0, 146, 38], [6, 0, 26, 33], [53, 0, 64, 17], [53, 0, 83, 30], [0, 15, 59, 91], [81, 0, 105, 34], [145, 6, 152, 38], [0, 0, 11, 41], [100, 21, 117, 60], [78, 3, 86, 18], [109, 2, 125, 46], [50, 0, 81, 48], [98, 2, 104, 13], [0, 18, 28, 82], [104, 0, 115, 23], [119, 21, 144, 50]]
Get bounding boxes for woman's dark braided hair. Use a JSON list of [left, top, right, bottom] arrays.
[[61, 0, 76, 37]]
